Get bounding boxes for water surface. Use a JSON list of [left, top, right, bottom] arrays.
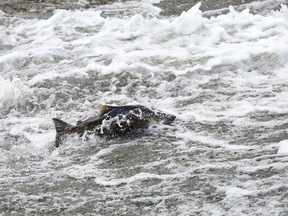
[[1, 0, 288, 215]]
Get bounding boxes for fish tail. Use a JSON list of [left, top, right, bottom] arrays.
[[52, 118, 70, 147]]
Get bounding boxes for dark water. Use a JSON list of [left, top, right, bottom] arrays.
[[1, 0, 286, 18], [0, 0, 113, 18], [156, 0, 286, 16]]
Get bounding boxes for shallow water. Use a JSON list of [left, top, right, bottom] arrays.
[[1, 0, 288, 215]]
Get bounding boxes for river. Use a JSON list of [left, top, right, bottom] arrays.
[[1, 0, 288, 215]]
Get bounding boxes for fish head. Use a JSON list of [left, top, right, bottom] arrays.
[[151, 109, 176, 124], [138, 107, 176, 125]]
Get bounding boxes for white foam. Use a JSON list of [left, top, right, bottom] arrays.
[[172, 2, 204, 35], [176, 130, 257, 150], [94, 172, 164, 186], [0, 77, 33, 110], [277, 140, 288, 154], [221, 186, 254, 197]]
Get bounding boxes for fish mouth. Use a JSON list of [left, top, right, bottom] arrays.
[[150, 111, 176, 125], [161, 114, 176, 125]]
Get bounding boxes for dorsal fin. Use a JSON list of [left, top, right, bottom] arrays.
[[99, 104, 114, 116]]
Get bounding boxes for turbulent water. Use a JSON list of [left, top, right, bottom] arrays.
[[1, 0, 288, 215]]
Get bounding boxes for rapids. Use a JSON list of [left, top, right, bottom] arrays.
[[1, 0, 288, 215]]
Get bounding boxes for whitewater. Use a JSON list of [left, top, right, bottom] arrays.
[[1, 0, 288, 215]]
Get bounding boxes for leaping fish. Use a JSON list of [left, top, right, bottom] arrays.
[[52, 104, 176, 147]]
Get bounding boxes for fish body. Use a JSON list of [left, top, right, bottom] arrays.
[[52, 105, 176, 147]]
